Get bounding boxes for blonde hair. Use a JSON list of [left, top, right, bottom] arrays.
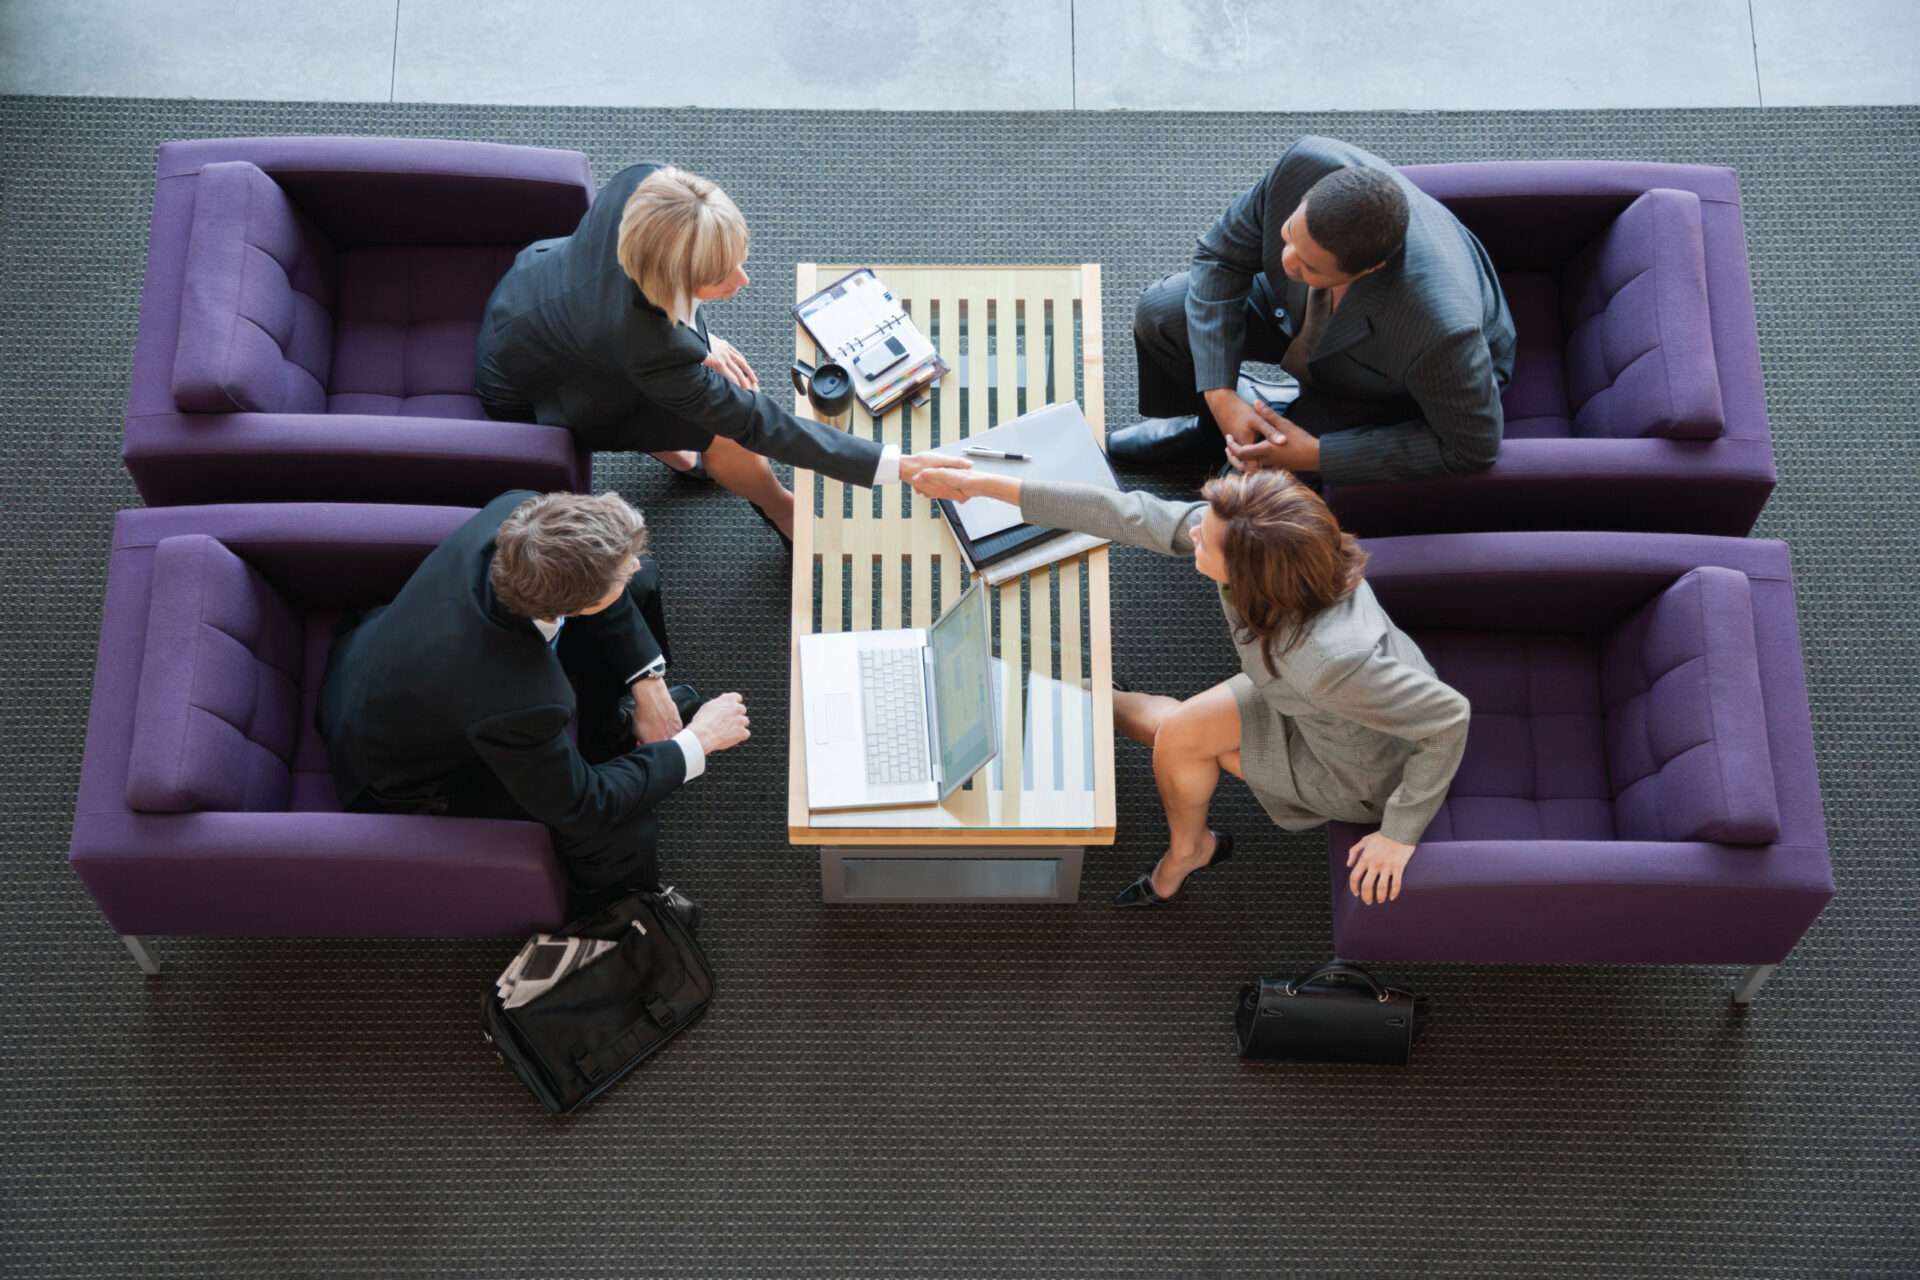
[[616, 167, 749, 324], [490, 491, 649, 619]]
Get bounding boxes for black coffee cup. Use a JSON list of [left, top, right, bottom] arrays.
[[790, 359, 855, 417]]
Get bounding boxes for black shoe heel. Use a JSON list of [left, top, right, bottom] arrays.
[[1111, 829, 1234, 909]]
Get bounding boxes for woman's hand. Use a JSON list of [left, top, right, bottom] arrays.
[[1346, 832, 1415, 904], [704, 336, 759, 390], [900, 452, 972, 493], [907, 461, 974, 501]]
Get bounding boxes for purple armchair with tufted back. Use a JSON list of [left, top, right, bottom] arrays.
[[1323, 162, 1777, 537], [69, 503, 570, 971], [1325, 532, 1833, 1003], [123, 137, 595, 506]]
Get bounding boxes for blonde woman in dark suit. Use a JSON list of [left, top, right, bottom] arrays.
[[475, 163, 964, 542], [911, 466, 1469, 908]]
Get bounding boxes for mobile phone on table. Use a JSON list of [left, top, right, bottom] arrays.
[[852, 336, 910, 381]]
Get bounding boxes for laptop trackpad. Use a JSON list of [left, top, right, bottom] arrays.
[[811, 693, 856, 744]]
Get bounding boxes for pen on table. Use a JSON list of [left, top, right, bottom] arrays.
[[964, 447, 1031, 462]]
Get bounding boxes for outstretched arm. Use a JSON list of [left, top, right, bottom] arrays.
[[912, 470, 1206, 559]]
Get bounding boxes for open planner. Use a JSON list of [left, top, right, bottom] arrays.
[[793, 268, 950, 414]]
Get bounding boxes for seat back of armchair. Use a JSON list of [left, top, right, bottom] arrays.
[[1558, 189, 1727, 441], [1598, 566, 1780, 843], [125, 534, 305, 814], [170, 161, 337, 415]]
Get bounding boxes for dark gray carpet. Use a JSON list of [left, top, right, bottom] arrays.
[[1, 97, 1916, 1278]]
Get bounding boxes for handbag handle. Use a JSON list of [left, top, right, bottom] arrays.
[[1285, 960, 1390, 1003]]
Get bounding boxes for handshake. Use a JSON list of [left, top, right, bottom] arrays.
[[900, 451, 975, 502]]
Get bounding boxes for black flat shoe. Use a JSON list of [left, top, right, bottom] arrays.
[[1106, 415, 1218, 466], [1112, 829, 1235, 908]]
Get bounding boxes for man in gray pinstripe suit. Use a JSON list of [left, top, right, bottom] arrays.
[[1109, 135, 1516, 485]]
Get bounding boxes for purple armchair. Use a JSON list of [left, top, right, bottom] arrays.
[[70, 503, 569, 972], [1324, 163, 1775, 537], [1326, 532, 1833, 1004], [123, 137, 594, 507]]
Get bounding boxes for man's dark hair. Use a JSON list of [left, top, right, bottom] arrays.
[[1302, 167, 1410, 275]]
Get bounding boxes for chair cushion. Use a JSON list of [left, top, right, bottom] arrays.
[[172, 161, 337, 414], [1560, 188, 1725, 440], [1600, 567, 1780, 843], [1406, 631, 1614, 842], [1495, 271, 1575, 440], [327, 244, 520, 418], [126, 535, 305, 813]]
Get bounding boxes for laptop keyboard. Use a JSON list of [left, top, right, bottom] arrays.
[[860, 647, 930, 785]]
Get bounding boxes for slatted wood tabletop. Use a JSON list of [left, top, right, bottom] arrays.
[[786, 264, 1117, 851]]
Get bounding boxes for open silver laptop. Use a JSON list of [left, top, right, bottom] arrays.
[[799, 580, 999, 811]]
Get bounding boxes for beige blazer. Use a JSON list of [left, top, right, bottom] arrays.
[[1020, 479, 1468, 843]]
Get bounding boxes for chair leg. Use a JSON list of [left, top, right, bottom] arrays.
[[1732, 963, 1778, 1006], [121, 935, 162, 976]]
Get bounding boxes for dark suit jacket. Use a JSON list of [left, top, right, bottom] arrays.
[[316, 491, 684, 862], [474, 162, 885, 487], [1188, 135, 1517, 483]]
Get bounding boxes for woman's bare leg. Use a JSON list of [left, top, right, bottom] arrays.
[[701, 436, 796, 538], [1114, 688, 1182, 746], [1147, 680, 1245, 897]]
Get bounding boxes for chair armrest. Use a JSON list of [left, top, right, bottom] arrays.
[[111, 502, 482, 606], [1401, 159, 1741, 206], [123, 411, 587, 506], [1354, 530, 1792, 632], [1326, 437, 1776, 537], [1324, 834, 1834, 966], [69, 810, 567, 938], [155, 137, 593, 246]]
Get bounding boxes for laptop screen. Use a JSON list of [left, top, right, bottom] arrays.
[[927, 582, 996, 793]]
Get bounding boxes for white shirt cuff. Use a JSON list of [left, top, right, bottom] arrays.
[[624, 656, 667, 686], [873, 443, 901, 485], [672, 728, 706, 782]]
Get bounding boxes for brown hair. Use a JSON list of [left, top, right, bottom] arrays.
[[490, 492, 649, 620], [1200, 471, 1368, 675], [617, 167, 749, 324]]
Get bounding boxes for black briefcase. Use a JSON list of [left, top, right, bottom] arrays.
[[1234, 960, 1428, 1066], [481, 891, 714, 1114]]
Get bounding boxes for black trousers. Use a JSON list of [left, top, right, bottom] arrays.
[[438, 559, 680, 906], [1132, 270, 1400, 441], [476, 373, 719, 455]]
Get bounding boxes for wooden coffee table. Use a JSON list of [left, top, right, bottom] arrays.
[[787, 263, 1117, 902]]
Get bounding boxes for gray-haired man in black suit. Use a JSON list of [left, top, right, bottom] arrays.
[[1110, 135, 1516, 484]]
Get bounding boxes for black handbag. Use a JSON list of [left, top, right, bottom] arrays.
[[1234, 960, 1428, 1065], [481, 891, 714, 1114]]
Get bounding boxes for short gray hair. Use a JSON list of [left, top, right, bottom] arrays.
[[490, 491, 648, 619]]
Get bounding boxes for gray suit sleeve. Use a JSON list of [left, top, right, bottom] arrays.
[[634, 360, 886, 487], [1186, 170, 1274, 395], [1315, 327, 1504, 483], [1303, 647, 1470, 845], [1018, 480, 1206, 558]]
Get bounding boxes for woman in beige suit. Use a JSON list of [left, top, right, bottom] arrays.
[[910, 467, 1469, 909]]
